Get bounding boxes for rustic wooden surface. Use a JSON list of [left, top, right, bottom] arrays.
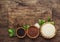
[[0, 0, 60, 42]]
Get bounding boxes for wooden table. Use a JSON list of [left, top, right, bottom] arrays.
[[0, 0, 60, 42]]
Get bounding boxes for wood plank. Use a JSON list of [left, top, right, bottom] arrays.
[[0, 0, 60, 42]]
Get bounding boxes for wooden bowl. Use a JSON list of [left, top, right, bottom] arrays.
[[16, 27, 26, 38], [27, 26, 39, 39], [40, 23, 56, 39]]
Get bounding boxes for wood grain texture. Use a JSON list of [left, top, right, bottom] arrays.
[[0, 0, 60, 42]]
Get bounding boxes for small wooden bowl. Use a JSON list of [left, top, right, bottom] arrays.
[[16, 27, 26, 38], [27, 26, 39, 39]]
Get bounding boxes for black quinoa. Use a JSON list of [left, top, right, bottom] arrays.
[[17, 28, 25, 36]]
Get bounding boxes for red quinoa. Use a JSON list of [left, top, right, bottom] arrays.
[[28, 26, 39, 37]]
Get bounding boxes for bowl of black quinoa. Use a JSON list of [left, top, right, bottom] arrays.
[[16, 27, 26, 38]]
